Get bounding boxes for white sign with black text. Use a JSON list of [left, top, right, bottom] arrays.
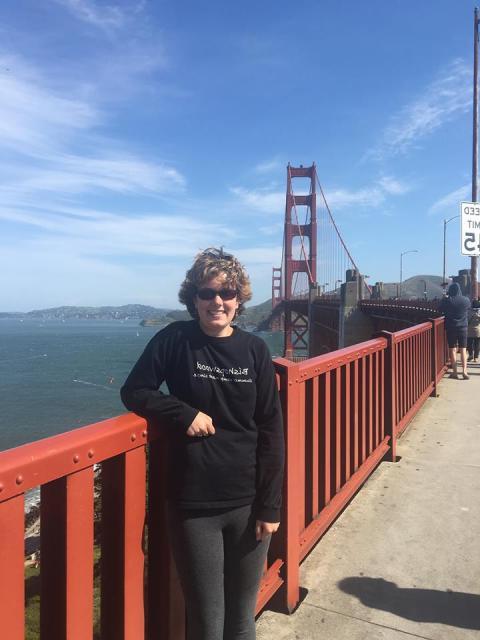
[[460, 201, 480, 256]]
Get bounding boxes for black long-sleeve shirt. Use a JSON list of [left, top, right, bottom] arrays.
[[120, 321, 284, 522]]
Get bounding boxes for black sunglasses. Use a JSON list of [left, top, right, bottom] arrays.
[[197, 287, 237, 301], [202, 247, 234, 261]]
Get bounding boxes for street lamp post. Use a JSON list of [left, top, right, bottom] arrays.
[[419, 278, 427, 300], [399, 250, 418, 298], [471, 7, 479, 299], [443, 215, 461, 290]]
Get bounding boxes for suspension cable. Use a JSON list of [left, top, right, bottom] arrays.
[[315, 172, 372, 295], [315, 174, 359, 271]]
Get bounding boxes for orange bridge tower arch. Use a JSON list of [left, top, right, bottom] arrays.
[[283, 163, 317, 358]]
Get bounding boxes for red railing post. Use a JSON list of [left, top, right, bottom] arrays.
[[101, 448, 146, 640], [429, 319, 439, 397], [0, 495, 24, 640], [378, 332, 397, 462], [274, 357, 301, 613], [147, 433, 186, 640], [40, 468, 95, 640]]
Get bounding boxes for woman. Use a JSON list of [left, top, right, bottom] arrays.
[[439, 282, 471, 380], [121, 248, 284, 640]]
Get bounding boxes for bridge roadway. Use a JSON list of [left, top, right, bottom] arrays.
[[257, 366, 480, 639]]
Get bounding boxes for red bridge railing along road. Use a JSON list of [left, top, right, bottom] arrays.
[[0, 318, 447, 639]]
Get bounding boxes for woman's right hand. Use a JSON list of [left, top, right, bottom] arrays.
[[186, 411, 215, 437]]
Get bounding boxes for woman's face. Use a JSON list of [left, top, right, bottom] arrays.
[[194, 275, 239, 337]]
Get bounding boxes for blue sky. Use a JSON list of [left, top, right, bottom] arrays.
[[0, 0, 478, 311]]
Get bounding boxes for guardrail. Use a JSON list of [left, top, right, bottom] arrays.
[[274, 337, 391, 610], [360, 299, 442, 312], [0, 319, 447, 638]]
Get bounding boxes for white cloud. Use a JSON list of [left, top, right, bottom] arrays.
[[52, 0, 146, 32], [254, 158, 283, 174], [0, 205, 234, 257], [0, 57, 98, 155], [368, 59, 471, 160], [234, 246, 283, 265], [0, 54, 185, 201], [428, 184, 471, 216], [230, 186, 284, 214], [324, 186, 385, 209], [2, 155, 185, 197], [231, 174, 410, 216], [377, 176, 410, 196], [258, 222, 283, 236], [322, 175, 410, 210]]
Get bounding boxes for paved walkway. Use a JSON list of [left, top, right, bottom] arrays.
[[257, 365, 480, 640]]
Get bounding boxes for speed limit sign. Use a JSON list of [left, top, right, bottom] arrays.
[[461, 201, 480, 256]]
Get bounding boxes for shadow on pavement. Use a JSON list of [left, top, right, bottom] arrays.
[[338, 577, 480, 630]]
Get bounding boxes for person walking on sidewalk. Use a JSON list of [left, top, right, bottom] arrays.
[[120, 247, 284, 640], [467, 300, 480, 363], [439, 282, 471, 380]]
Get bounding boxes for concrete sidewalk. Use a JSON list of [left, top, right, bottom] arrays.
[[257, 365, 480, 640]]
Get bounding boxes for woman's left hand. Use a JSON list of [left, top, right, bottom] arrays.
[[255, 520, 280, 541]]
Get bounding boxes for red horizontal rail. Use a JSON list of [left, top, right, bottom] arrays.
[[0, 413, 149, 502], [391, 321, 431, 342], [284, 338, 387, 381], [255, 559, 284, 613]]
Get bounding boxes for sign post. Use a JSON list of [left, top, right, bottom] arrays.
[[460, 201, 480, 257], [471, 8, 479, 298]]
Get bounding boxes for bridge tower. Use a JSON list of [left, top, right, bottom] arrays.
[[270, 267, 283, 331], [272, 267, 282, 307], [283, 163, 317, 358]]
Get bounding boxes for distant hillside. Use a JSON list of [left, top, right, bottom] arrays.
[[236, 299, 272, 329], [164, 309, 191, 322], [0, 305, 170, 320], [0, 299, 273, 326], [378, 275, 444, 300]]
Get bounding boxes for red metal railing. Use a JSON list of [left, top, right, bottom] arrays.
[[0, 320, 447, 638], [274, 337, 392, 610], [360, 299, 442, 312], [390, 322, 434, 437], [382, 319, 446, 437], [433, 317, 448, 383]]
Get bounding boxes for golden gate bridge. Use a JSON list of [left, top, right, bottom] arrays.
[[264, 163, 443, 360]]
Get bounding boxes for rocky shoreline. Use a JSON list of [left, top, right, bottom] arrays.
[[25, 504, 40, 564]]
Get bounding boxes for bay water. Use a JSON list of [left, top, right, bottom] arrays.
[[0, 318, 283, 451]]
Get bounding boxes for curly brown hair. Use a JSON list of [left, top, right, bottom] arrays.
[[179, 248, 252, 318]]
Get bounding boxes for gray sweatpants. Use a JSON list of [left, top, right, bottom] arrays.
[[167, 503, 270, 640]]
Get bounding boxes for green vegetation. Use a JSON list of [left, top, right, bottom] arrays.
[[25, 545, 102, 639], [25, 564, 40, 640]]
